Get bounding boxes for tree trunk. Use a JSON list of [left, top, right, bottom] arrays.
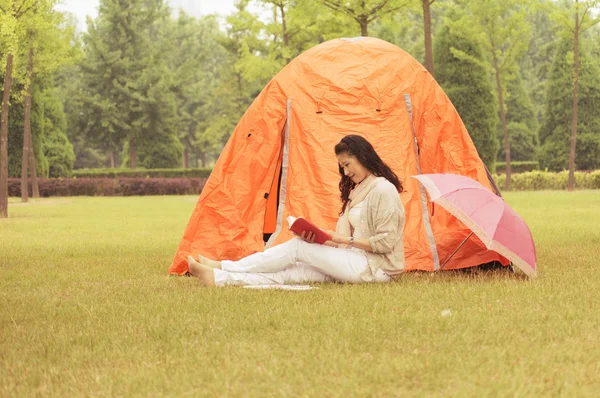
[[129, 138, 136, 168], [182, 147, 188, 169], [279, 4, 290, 64], [422, 0, 434, 76], [568, 4, 580, 192], [200, 151, 206, 168], [494, 64, 510, 190], [360, 19, 368, 36], [21, 93, 31, 202], [21, 48, 35, 203], [1, 54, 14, 218], [109, 151, 115, 168], [31, 83, 41, 199], [21, 129, 30, 202], [27, 131, 40, 198]]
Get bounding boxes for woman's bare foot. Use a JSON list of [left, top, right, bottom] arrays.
[[187, 256, 216, 286], [197, 254, 222, 269]]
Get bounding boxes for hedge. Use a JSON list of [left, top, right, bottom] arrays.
[[495, 161, 539, 174], [492, 170, 600, 191], [8, 177, 207, 197], [71, 167, 213, 179], [8, 170, 599, 197]]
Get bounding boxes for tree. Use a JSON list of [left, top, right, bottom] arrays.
[[20, 46, 34, 201], [322, 0, 411, 36], [0, 0, 35, 217], [374, 11, 424, 60], [194, 1, 272, 166], [123, 1, 182, 169], [421, 0, 435, 75], [519, 0, 558, 126], [81, 0, 170, 169], [169, 13, 224, 168], [37, 80, 74, 177], [53, 14, 99, 169], [433, 12, 498, 171], [4, 79, 74, 178], [373, 0, 448, 72], [460, 0, 532, 190], [539, 35, 600, 171], [497, 70, 539, 162], [4, 90, 46, 178], [258, 0, 293, 63], [18, 0, 75, 201], [548, 0, 600, 190], [256, 0, 354, 64], [55, 62, 109, 168]]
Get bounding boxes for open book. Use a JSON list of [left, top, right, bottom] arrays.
[[286, 216, 332, 245]]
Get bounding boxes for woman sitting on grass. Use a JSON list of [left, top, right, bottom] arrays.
[[188, 134, 406, 286]]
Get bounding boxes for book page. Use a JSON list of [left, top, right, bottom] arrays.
[[286, 215, 297, 228]]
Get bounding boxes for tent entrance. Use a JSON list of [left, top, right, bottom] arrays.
[[263, 124, 286, 243], [263, 100, 292, 248]]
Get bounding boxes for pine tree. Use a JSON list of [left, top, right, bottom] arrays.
[[81, 0, 175, 169], [539, 35, 600, 171], [121, 1, 182, 169], [433, 16, 498, 171]]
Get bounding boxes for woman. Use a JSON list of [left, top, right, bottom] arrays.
[[188, 134, 406, 286]]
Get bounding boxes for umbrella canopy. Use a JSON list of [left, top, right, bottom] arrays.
[[413, 173, 537, 278]]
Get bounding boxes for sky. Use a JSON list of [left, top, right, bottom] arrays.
[[56, 0, 261, 32]]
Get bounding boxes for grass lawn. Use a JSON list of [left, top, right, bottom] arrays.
[[1, 191, 599, 397]]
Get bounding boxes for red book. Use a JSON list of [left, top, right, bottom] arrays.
[[286, 216, 332, 245]]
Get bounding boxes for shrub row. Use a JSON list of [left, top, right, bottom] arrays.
[[71, 167, 213, 179], [8, 178, 207, 197], [495, 161, 539, 174], [9, 171, 599, 197], [492, 170, 600, 191]]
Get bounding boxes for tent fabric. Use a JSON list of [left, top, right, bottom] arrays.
[[169, 37, 507, 275]]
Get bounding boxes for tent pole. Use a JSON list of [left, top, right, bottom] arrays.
[[438, 232, 473, 271]]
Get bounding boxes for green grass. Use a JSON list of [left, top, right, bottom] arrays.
[[1, 192, 599, 397]]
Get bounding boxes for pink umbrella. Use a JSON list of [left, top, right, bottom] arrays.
[[413, 173, 537, 278]]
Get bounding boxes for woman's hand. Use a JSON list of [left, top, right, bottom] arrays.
[[294, 230, 316, 243]]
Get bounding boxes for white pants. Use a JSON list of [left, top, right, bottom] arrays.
[[213, 238, 391, 286]]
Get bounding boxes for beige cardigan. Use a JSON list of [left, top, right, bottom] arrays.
[[337, 178, 406, 281]]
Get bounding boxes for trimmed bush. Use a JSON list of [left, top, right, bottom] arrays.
[[8, 177, 207, 197], [72, 168, 212, 179], [492, 170, 600, 191], [496, 161, 539, 174]]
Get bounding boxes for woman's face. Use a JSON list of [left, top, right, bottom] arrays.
[[336, 152, 371, 184]]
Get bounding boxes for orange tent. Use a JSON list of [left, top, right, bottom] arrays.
[[170, 37, 507, 275]]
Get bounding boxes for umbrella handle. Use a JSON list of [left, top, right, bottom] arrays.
[[438, 231, 474, 271]]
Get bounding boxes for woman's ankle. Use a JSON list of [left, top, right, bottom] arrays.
[[198, 254, 222, 269]]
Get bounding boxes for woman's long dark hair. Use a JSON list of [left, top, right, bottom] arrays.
[[335, 134, 403, 215]]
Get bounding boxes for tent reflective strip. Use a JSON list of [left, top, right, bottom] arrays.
[[404, 93, 441, 271], [265, 99, 292, 249]]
